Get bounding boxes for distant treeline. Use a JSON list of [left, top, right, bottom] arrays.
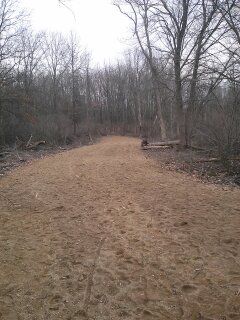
[[0, 0, 239, 160]]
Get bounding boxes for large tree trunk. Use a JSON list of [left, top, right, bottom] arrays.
[[175, 74, 186, 145], [174, 54, 188, 146], [155, 87, 167, 141], [151, 72, 167, 141]]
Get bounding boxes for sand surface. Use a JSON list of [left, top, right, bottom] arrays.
[[0, 136, 240, 319]]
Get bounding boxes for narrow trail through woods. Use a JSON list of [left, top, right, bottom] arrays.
[[0, 136, 240, 320]]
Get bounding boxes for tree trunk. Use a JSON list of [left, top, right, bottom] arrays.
[[156, 93, 167, 141], [174, 55, 187, 146], [153, 75, 167, 141]]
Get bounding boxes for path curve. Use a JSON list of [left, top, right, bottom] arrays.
[[0, 136, 240, 319]]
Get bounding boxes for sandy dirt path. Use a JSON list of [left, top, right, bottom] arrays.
[[0, 136, 240, 320]]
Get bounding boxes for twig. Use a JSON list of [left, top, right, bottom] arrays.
[[15, 150, 23, 161], [59, 0, 76, 20], [26, 134, 33, 148], [88, 133, 93, 144]]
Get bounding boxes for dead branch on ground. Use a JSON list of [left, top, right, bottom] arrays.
[[141, 140, 180, 149], [15, 136, 46, 151], [26, 140, 46, 150], [194, 156, 240, 163]]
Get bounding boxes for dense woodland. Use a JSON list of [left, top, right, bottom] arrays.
[[0, 0, 240, 160]]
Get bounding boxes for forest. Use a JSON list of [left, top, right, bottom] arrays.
[[1, 2, 240, 319], [0, 0, 240, 161]]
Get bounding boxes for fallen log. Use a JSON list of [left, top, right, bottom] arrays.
[[149, 140, 180, 147], [186, 145, 207, 151], [194, 156, 240, 163], [142, 139, 180, 150], [26, 141, 46, 150], [142, 145, 174, 150]]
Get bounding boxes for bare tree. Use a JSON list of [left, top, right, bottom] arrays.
[[43, 32, 68, 112], [0, 0, 28, 144], [66, 32, 88, 135], [114, 0, 232, 146], [114, 0, 169, 140]]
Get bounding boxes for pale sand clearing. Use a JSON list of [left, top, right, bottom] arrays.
[[0, 136, 239, 319]]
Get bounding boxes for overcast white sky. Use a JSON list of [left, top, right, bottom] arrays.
[[21, 0, 132, 65]]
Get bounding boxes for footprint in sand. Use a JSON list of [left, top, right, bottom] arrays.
[[182, 284, 199, 294], [116, 248, 125, 256], [106, 283, 119, 296]]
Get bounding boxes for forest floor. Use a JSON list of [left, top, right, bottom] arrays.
[[145, 146, 240, 187], [0, 136, 240, 320], [0, 135, 94, 176]]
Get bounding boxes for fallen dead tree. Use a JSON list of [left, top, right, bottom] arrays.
[[141, 139, 180, 149], [150, 140, 180, 147], [141, 139, 210, 152], [16, 135, 46, 150], [194, 156, 240, 163], [26, 140, 46, 150], [142, 145, 176, 150]]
